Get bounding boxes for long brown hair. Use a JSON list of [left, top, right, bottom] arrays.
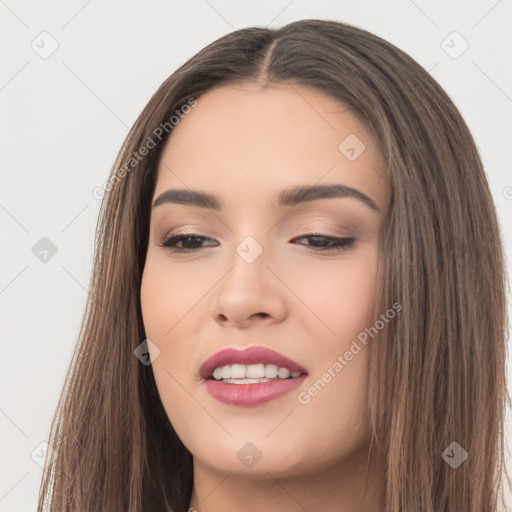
[[37, 18, 510, 511]]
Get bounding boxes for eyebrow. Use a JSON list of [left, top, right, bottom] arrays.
[[152, 184, 380, 212]]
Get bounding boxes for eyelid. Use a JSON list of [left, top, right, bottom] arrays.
[[158, 225, 210, 241], [292, 224, 354, 238], [160, 226, 345, 242], [159, 221, 353, 241]]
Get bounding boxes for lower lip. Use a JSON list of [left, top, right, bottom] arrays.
[[204, 375, 307, 406]]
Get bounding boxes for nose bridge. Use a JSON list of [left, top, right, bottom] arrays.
[[226, 203, 292, 288], [234, 233, 266, 266], [209, 227, 287, 327], [225, 231, 270, 293], [225, 201, 273, 265]]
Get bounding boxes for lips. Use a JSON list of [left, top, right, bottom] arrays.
[[199, 345, 308, 380]]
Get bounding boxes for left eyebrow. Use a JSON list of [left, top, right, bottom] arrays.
[[152, 184, 380, 212], [278, 184, 380, 212]]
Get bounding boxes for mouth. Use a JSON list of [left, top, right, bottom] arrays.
[[199, 345, 308, 381], [204, 374, 307, 406], [199, 345, 308, 406]]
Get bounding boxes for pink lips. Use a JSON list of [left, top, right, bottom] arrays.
[[205, 375, 307, 406], [199, 346, 309, 406], [199, 345, 308, 380]]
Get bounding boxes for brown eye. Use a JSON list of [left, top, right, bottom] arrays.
[[291, 235, 356, 251], [158, 233, 356, 253], [158, 233, 218, 253]]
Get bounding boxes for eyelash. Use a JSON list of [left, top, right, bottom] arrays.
[[158, 233, 356, 253]]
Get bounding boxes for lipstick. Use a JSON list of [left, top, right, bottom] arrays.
[[200, 346, 308, 406]]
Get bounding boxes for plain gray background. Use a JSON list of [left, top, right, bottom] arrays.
[[1, 1, 511, 510]]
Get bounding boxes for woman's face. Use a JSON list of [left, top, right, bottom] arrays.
[[140, 83, 389, 480]]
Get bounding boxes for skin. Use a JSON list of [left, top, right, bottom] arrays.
[[140, 82, 390, 511]]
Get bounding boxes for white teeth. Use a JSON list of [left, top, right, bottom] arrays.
[[277, 367, 290, 379], [246, 363, 264, 379], [230, 364, 246, 379], [224, 378, 271, 384], [264, 364, 278, 379], [211, 363, 303, 381]]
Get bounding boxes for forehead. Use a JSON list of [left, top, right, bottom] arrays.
[[155, 83, 389, 213]]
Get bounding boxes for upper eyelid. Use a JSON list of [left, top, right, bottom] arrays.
[[153, 208, 362, 226], [160, 229, 346, 240], [160, 220, 355, 236]]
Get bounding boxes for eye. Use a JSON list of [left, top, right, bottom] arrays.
[[158, 233, 218, 253], [291, 234, 356, 252], [158, 232, 355, 253]]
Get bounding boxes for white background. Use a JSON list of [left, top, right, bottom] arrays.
[[1, 1, 511, 510]]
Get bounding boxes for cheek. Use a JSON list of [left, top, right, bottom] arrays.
[[140, 260, 183, 383], [140, 254, 201, 335], [291, 251, 378, 336], [290, 251, 378, 404], [140, 255, 206, 405], [140, 267, 170, 348], [288, 256, 377, 453]]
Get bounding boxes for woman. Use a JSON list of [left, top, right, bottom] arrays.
[[37, 18, 510, 512]]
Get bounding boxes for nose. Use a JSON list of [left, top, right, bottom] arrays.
[[209, 248, 288, 329]]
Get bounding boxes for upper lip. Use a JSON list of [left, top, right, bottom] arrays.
[[199, 345, 308, 380]]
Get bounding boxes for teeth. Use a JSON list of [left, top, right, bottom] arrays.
[[224, 378, 271, 384], [211, 363, 303, 381], [213, 367, 224, 380], [246, 363, 264, 379], [231, 364, 246, 379], [278, 367, 290, 379]]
